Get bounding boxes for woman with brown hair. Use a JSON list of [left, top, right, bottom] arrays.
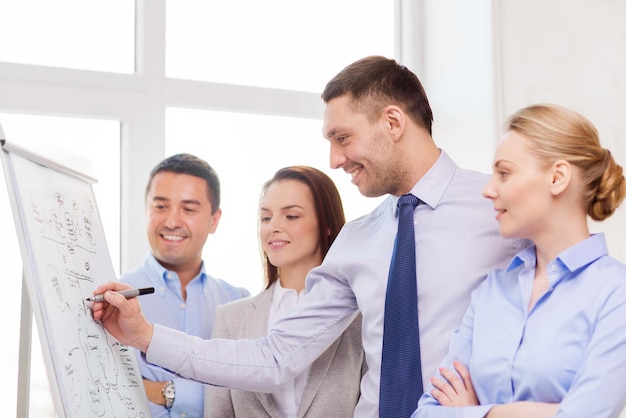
[[206, 166, 365, 418]]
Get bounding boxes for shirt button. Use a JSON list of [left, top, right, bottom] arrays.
[[181, 414, 187, 418], [551, 265, 557, 271], [180, 303, 186, 309]]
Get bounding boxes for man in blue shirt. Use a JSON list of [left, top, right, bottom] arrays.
[[120, 153, 250, 418], [93, 57, 521, 417]]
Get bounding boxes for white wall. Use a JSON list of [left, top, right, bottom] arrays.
[[419, 0, 498, 174], [495, 0, 626, 261]]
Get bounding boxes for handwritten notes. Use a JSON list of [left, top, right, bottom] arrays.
[[2, 146, 149, 417]]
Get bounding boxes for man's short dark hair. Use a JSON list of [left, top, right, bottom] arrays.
[[145, 153, 220, 214], [322, 55, 433, 134]]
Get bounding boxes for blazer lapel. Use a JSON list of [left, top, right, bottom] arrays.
[[244, 287, 271, 338], [297, 335, 343, 417]]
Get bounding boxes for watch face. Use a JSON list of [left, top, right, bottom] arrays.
[[163, 381, 175, 409]]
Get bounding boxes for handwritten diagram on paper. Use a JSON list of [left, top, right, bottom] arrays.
[[6, 150, 149, 417]]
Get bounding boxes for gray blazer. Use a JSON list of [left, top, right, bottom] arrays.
[[204, 283, 365, 418]]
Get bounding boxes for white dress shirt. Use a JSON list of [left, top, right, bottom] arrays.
[[268, 280, 311, 417]]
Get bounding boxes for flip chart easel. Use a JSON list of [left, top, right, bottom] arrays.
[[0, 126, 150, 418]]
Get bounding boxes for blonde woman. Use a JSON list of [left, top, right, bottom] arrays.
[[415, 104, 626, 418]]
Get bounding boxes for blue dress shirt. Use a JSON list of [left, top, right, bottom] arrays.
[[414, 233, 626, 418], [145, 150, 521, 417], [121, 253, 250, 418]]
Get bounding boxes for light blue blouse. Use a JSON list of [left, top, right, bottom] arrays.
[[415, 233, 626, 418]]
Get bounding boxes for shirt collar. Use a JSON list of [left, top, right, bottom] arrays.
[[271, 279, 302, 310], [556, 233, 608, 271], [273, 279, 301, 297], [393, 149, 455, 210], [506, 233, 608, 273], [143, 252, 207, 286]]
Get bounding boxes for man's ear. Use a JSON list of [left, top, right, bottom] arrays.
[[208, 208, 222, 234], [549, 160, 572, 196], [381, 105, 405, 141]]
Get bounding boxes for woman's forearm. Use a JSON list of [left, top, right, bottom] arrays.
[[486, 401, 559, 418]]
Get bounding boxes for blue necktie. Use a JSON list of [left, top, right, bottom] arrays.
[[379, 193, 422, 417]]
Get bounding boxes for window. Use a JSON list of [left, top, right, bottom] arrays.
[[0, 0, 134, 73], [166, 0, 394, 92], [0, 1, 396, 416]]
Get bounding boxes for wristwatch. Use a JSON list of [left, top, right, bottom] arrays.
[[162, 380, 175, 410]]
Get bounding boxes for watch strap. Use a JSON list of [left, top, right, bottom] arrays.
[[162, 379, 175, 410]]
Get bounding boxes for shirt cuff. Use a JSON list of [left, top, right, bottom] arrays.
[[146, 324, 187, 373]]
